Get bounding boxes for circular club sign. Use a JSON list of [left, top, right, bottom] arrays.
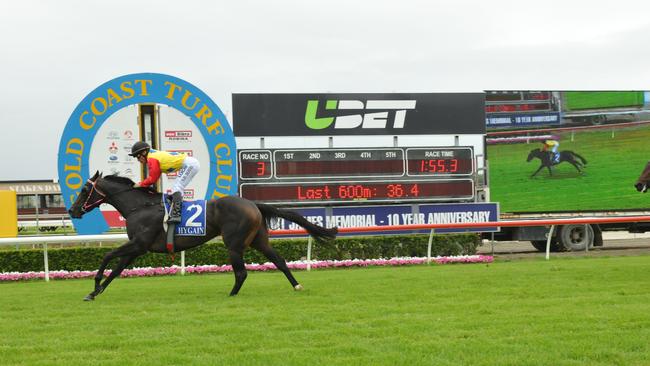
[[58, 73, 237, 234]]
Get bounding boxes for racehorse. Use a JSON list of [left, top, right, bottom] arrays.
[[526, 148, 587, 177], [634, 161, 650, 192], [68, 172, 338, 301]]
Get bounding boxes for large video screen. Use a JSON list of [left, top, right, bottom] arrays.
[[486, 91, 650, 213]]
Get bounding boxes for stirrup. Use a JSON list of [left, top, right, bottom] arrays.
[[167, 215, 181, 224], [167, 192, 183, 223]]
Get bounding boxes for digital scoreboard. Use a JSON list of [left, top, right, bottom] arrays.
[[238, 147, 476, 205]]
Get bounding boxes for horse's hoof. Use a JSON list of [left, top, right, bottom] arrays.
[[83, 294, 95, 301], [294, 284, 304, 291]]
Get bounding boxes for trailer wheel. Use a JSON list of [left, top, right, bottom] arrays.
[[590, 115, 607, 125], [558, 224, 594, 251], [530, 240, 564, 252]]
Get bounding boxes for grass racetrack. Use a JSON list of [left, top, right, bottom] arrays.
[[1, 256, 650, 365]]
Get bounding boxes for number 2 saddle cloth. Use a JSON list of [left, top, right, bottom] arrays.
[[162, 194, 207, 236]]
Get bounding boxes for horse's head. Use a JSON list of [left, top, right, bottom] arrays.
[[68, 171, 106, 218], [526, 148, 541, 162], [635, 161, 650, 193]]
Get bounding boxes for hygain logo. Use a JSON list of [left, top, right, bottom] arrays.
[[305, 99, 417, 129]]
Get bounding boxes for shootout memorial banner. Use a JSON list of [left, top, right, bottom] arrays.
[[269, 203, 499, 235]]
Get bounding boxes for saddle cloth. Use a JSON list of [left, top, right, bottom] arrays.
[[162, 195, 207, 236]]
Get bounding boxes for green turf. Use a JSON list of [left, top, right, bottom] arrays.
[[488, 124, 650, 212], [1, 256, 650, 365]]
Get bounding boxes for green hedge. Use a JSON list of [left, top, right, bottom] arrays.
[[0, 234, 480, 273]]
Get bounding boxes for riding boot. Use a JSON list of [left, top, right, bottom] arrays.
[[167, 192, 183, 224]]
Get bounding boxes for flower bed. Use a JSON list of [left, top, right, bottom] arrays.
[[0, 255, 493, 281]]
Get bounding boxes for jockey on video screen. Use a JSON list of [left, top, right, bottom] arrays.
[[542, 139, 560, 163]]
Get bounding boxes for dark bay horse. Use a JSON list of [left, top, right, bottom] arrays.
[[635, 161, 650, 192], [526, 148, 587, 177], [68, 172, 338, 300]]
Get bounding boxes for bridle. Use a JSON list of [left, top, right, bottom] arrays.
[[80, 178, 135, 213], [81, 179, 107, 213]]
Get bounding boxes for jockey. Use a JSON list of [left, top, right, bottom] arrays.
[[542, 139, 560, 163], [129, 141, 200, 223]]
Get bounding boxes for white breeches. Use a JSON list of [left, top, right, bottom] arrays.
[[170, 156, 200, 194]]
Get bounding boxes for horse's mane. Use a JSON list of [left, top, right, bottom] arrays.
[[103, 174, 136, 186]]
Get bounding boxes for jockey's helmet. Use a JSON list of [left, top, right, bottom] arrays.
[[129, 141, 150, 157]]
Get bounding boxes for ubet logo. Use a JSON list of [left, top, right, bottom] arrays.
[[305, 100, 417, 129]]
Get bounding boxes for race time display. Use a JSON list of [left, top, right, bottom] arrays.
[[238, 147, 475, 205]]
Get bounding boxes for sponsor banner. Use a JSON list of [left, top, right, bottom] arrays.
[[164, 130, 193, 141], [91, 106, 140, 185], [268, 203, 499, 236], [486, 112, 561, 127], [233, 93, 485, 136]]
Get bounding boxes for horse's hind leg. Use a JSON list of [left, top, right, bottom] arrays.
[[227, 248, 247, 296], [250, 228, 302, 290], [569, 160, 583, 173]]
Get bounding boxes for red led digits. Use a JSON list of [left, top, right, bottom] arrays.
[[240, 181, 473, 203], [256, 162, 267, 176], [418, 159, 459, 173]]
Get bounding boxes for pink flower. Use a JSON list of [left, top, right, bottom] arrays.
[[0, 255, 493, 281]]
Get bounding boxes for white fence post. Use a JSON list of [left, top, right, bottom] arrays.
[[427, 229, 435, 263], [545, 225, 555, 261], [43, 243, 49, 282], [181, 250, 185, 275], [306, 236, 313, 271]]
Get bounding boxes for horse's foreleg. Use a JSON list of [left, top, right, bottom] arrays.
[[547, 166, 553, 176], [85, 242, 144, 301], [99, 255, 138, 291], [228, 249, 248, 296], [91, 241, 134, 295]]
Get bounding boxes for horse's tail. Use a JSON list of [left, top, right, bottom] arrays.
[[256, 203, 338, 242], [571, 151, 588, 165]]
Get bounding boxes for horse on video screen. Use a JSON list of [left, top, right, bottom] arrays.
[[634, 161, 650, 193], [526, 148, 587, 177], [68, 172, 338, 301]]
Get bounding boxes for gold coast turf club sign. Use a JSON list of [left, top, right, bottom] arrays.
[[57, 73, 237, 234]]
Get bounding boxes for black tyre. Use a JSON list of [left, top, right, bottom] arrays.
[[558, 224, 594, 251]]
